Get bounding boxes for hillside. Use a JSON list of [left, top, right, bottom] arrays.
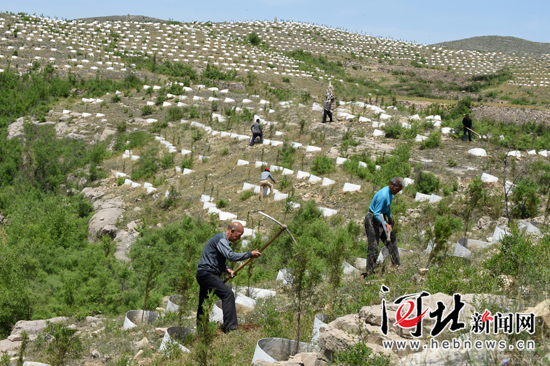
[[432, 35, 550, 56], [0, 11, 550, 366], [76, 15, 168, 23]]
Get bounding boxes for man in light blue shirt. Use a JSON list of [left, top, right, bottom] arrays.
[[362, 177, 404, 277]]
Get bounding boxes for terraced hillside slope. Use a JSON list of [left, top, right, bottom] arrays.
[[432, 35, 550, 56]]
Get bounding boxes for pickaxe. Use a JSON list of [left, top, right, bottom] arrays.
[[465, 127, 486, 141], [380, 214, 391, 246], [224, 211, 297, 283]]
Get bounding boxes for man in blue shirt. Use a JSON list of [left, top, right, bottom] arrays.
[[362, 177, 404, 278], [196, 222, 261, 333]]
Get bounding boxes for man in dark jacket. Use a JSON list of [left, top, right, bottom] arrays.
[[462, 114, 473, 142], [196, 222, 261, 333], [323, 97, 334, 123], [250, 119, 263, 146]]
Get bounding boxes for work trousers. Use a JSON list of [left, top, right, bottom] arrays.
[[250, 132, 263, 146], [463, 127, 472, 142], [323, 109, 333, 122], [364, 212, 400, 274], [196, 271, 238, 333], [259, 180, 273, 200]]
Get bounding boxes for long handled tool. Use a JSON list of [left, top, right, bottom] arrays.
[[465, 127, 486, 141], [380, 214, 391, 246], [224, 211, 297, 283], [465, 127, 481, 137]]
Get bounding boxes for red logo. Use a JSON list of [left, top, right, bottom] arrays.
[[394, 300, 430, 328], [481, 310, 494, 323]]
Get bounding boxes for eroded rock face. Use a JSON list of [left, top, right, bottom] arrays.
[[472, 105, 550, 125]]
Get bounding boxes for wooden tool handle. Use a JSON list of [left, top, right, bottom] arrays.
[[223, 226, 287, 283]]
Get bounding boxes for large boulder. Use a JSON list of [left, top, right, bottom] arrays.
[[318, 311, 399, 359], [0, 339, 21, 352], [252, 352, 328, 366], [8, 317, 68, 341], [114, 230, 139, 261], [88, 208, 123, 239], [81, 187, 105, 202], [99, 128, 117, 142], [524, 299, 550, 334], [92, 198, 124, 211], [397, 346, 502, 365], [7, 117, 25, 140]]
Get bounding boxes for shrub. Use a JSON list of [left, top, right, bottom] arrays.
[[485, 229, 550, 288], [201, 63, 237, 81], [141, 105, 154, 116], [192, 129, 203, 142], [110, 94, 121, 103], [150, 120, 168, 133], [428, 215, 462, 264], [279, 176, 292, 190], [311, 156, 336, 175], [166, 107, 183, 121], [159, 186, 180, 210], [374, 143, 412, 187], [299, 119, 306, 134], [116, 121, 127, 133], [335, 342, 390, 366], [247, 32, 261, 46], [414, 171, 440, 194], [155, 95, 166, 106], [420, 131, 441, 149], [511, 179, 540, 219], [216, 199, 228, 209], [279, 142, 296, 170], [342, 154, 376, 181], [38, 322, 83, 366], [189, 106, 200, 119], [425, 257, 496, 294], [383, 123, 402, 139], [240, 191, 255, 201], [181, 156, 193, 169], [221, 148, 229, 156], [132, 147, 159, 180], [282, 77, 290, 83], [160, 153, 175, 169]]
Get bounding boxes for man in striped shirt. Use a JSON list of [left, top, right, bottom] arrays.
[[259, 167, 277, 200]]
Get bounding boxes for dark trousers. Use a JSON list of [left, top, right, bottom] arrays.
[[463, 127, 472, 141], [323, 109, 333, 122], [364, 212, 400, 274], [250, 132, 263, 146], [196, 271, 238, 333]]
